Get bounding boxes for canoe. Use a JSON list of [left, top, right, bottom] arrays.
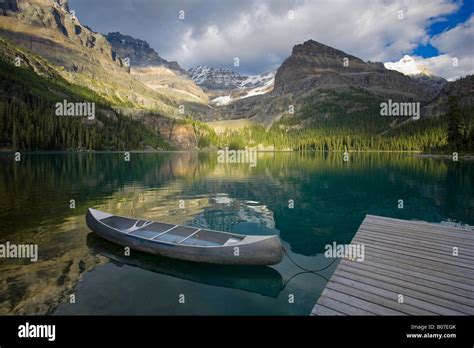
[[86, 232, 284, 297], [86, 208, 284, 265]]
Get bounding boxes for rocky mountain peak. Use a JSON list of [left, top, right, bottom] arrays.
[[384, 55, 447, 95], [188, 66, 247, 90], [273, 39, 440, 100], [55, 0, 70, 12], [0, 0, 69, 14], [105, 32, 182, 72], [0, 0, 119, 66], [292, 39, 360, 60]]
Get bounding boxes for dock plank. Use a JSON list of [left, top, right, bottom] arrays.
[[335, 267, 473, 314], [353, 238, 474, 269], [310, 304, 346, 316], [357, 229, 474, 261], [364, 216, 474, 242], [363, 249, 474, 284], [338, 259, 474, 301], [311, 215, 474, 316]]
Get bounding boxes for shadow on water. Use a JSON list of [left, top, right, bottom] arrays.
[[0, 151, 472, 315], [86, 233, 284, 298]]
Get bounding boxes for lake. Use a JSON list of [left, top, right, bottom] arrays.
[[0, 152, 472, 315]]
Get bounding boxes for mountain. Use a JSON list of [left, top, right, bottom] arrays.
[[423, 75, 474, 117], [204, 41, 472, 152], [0, 1, 214, 150], [0, 37, 171, 151], [1, 3, 472, 153], [384, 55, 447, 95], [200, 40, 441, 126], [0, 37, 211, 151], [0, 0, 121, 68], [188, 66, 275, 106], [0, 0, 207, 115], [410, 75, 448, 96], [105, 32, 208, 107], [188, 66, 246, 91], [272, 41, 435, 99], [211, 71, 275, 106], [384, 55, 434, 76], [384, 55, 472, 118], [105, 32, 182, 72]]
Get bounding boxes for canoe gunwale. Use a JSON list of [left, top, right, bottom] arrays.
[[86, 208, 284, 265], [88, 208, 278, 250]]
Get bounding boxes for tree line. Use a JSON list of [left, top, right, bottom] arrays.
[[0, 57, 170, 151]]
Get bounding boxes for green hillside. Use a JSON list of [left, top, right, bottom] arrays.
[[206, 88, 473, 153], [0, 37, 472, 153], [0, 39, 171, 151]]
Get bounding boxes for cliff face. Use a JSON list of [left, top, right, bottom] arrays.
[[0, 0, 209, 115], [273, 40, 436, 101], [1, 0, 121, 66], [105, 32, 181, 72], [188, 66, 275, 106], [200, 39, 449, 125], [423, 75, 474, 117], [105, 32, 208, 105], [0, 0, 208, 149], [188, 66, 247, 91]]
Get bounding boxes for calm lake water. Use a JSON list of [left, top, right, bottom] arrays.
[[0, 152, 472, 315]]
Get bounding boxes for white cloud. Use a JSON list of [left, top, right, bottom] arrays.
[[421, 54, 473, 81], [417, 14, 474, 80], [431, 15, 474, 57], [72, 0, 471, 79], [166, 0, 459, 73], [385, 52, 473, 81]]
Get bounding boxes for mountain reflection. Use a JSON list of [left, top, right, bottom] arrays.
[[0, 152, 472, 314]]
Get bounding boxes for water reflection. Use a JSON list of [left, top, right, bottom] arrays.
[[0, 151, 472, 315], [86, 233, 284, 298]]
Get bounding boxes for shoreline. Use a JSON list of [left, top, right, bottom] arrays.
[[409, 153, 474, 160], [0, 149, 423, 154], [1, 149, 473, 159]]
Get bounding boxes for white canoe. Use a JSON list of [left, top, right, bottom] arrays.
[[86, 208, 284, 265]]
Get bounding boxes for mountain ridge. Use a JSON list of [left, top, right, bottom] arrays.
[[200, 39, 449, 125], [105, 31, 209, 107], [105, 31, 183, 73], [0, 1, 472, 152], [0, 0, 210, 116]]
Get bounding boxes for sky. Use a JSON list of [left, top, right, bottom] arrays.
[[70, 0, 473, 79]]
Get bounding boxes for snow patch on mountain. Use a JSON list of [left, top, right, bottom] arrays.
[[384, 55, 434, 76], [188, 66, 246, 90], [213, 72, 275, 105], [212, 95, 234, 106], [384, 55, 447, 94], [188, 66, 275, 105]]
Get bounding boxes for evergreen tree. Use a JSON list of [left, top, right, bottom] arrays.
[[446, 96, 464, 149]]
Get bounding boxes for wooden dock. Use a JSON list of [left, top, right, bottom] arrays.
[[311, 215, 474, 315]]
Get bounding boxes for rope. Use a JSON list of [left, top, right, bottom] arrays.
[[282, 246, 338, 273], [280, 271, 329, 291], [278, 247, 339, 291]]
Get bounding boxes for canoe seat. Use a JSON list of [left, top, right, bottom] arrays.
[[124, 220, 153, 233]]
